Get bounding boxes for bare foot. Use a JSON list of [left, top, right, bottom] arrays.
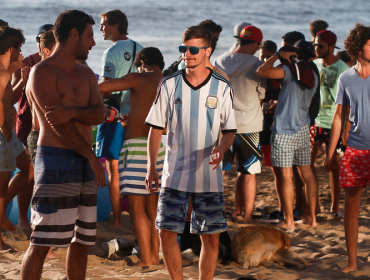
[[45, 249, 59, 259], [130, 260, 153, 267], [232, 210, 242, 218], [1, 215, 17, 232], [277, 220, 294, 230], [342, 264, 357, 273], [302, 215, 317, 227], [111, 222, 124, 229]]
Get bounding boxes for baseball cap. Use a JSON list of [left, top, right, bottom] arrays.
[[36, 24, 53, 42], [294, 39, 316, 58], [282, 31, 305, 45], [234, 26, 263, 43], [316, 30, 339, 49]]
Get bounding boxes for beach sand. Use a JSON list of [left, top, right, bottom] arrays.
[[2, 156, 370, 279]]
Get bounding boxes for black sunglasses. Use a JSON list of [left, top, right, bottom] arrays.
[[179, 45, 209, 55]]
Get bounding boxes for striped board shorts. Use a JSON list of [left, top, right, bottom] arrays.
[[30, 146, 97, 247], [119, 137, 165, 196], [270, 124, 311, 167]]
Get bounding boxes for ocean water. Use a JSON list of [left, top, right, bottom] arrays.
[[1, 0, 370, 74]]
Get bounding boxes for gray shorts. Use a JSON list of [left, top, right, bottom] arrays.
[[0, 130, 25, 172]]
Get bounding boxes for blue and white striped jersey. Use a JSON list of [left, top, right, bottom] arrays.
[[101, 39, 143, 114], [145, 69, 237, 193]]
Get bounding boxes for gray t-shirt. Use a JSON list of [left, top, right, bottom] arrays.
[[271, 65, 318, 134], [336, 67, 370, 150]]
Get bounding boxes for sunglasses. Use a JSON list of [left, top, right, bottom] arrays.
[[179, 45, 209, 55]]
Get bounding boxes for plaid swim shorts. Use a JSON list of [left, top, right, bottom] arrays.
[[339, 146, 370, 188], [270, 124, 311, 167]]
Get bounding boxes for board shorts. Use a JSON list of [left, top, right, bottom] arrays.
[[339, 146, 370, 188], [315, 126, 342, 149], [310, 124, 316, 150], [222, 132, 262, 174], [95, 122, 125, 160], [27, 130, 39, 165], [271, 124, 310, 167], [0, 130, 25, 172], [118, 137, 165, 196], [30, 146, 97, 247], [156, 187, 227, 234]]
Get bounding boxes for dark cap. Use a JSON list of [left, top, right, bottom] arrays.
[[282, 31, 305, 45], [36, 24, 53, 41], [234, 26, 263, 43], [294, 39, 316, 58], [316, 30, 339, 49]]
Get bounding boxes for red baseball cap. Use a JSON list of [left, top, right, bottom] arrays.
[[316, 30, 339, 49], [234, 26, 263, 43]]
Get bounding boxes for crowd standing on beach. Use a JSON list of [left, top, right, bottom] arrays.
[[0, 8, 370, 279]]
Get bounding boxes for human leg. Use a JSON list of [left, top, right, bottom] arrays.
[[106, 158, 122, 227], [0, 171, 12, 249], [311, 140, 322, 214], [127, 194, 158, 266], [159, 229, 183, 279], [240, 173, 256, 224], [272, 167, 295, 229], [199, 233, 219, 280], [342, 186, 363, 273], [20, 245, 50, 280], [66, 242, 89, 280], [146, 194, 160, 264], [329, 151, 340, 213], [233, 177, 243, 217], [293, 165, 305, 214]]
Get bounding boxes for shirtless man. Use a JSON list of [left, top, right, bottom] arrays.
[[20, 10, 106, 280], [99, 47, 165, 267], [0, 27, 30, 250]]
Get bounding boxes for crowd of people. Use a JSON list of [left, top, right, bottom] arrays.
[[0, 8, 370, 280]]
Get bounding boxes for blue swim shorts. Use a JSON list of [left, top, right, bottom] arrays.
[[156, 187, 227, 234], [95, 122, 125, 160]]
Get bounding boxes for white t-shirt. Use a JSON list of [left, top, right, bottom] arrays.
[[145, 69, 237, 193]]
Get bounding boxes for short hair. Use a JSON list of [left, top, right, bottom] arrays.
[[309, 20, 329, 38], [53, 9, 95, 44], [0, 27, 25, 55], [134, 47, 165, 71], [261, 40, 277, 53], [0, 19, 9, 28], [182, 26, 212, 47], [238, 38, 257, 46], [197, 20, 222, 34], [40, 31, 56, 54], [345, 23, 370, 61], [99, 9, 128, 35]]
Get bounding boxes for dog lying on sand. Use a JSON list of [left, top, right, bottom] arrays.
[[231, 225, 308, 269]]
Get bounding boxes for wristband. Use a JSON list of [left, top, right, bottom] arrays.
[[275, 52, 280, 59]]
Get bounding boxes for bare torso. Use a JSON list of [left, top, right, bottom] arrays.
[[2, 82, 13, 132], [27, 61, 93, 148], [125, 72, 163, 140]]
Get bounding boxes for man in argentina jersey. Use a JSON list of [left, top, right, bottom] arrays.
[[145, 26, 236, 279]]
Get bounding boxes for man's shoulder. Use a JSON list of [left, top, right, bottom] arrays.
[[338, 67, 355, 84], [211, 70, 231, 87], [160, 70, 183, 85]]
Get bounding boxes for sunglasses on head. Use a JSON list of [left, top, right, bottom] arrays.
[[179, 45, 209, 55]]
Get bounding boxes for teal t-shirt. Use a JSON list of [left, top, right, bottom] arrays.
[[101, 39, 144, 114], [314, 59, 349, 129]]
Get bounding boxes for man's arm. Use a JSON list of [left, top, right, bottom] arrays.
[[145, 127, 163, 195], [44, 68, 107, 126], [325, 104, 347, 172], [99, 73, 139, 96], [208, 132, 234, 170], [257, 51, 297, 79], [10, 54, 27, 105], [29, 65, 105, 186]]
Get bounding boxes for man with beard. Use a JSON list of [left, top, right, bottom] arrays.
[[145, 26, 236, 279], [20, 10, 106, 280], [312, 30, 349, 217]]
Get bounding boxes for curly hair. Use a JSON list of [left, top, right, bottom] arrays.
[[0, 27, 25, 55], [134, 47, 165, 71], [344, 23, 370, 61]]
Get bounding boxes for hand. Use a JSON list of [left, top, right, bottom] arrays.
[[1, 128, 12, 142], [119, 115, 128, 128], [324, 154, 335, 172], [279, 51, 298, 63], [208, 146, 225, 170], [21, 66, 30, 84], [8, 54, 24, 74], [342, 129, 349, 146], [267, 99, 278, 114], [145, 167, 159, 196], [89, 157, 106, 188], [45, 105, 72, 126]]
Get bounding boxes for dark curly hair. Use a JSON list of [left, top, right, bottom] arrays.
[[53, 10, 95, 44], [344, 23, 370, 61], [0, 27, 25, 55], [134, 47, 165, 71]]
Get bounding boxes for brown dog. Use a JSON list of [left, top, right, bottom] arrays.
[[231, 225, 308, 269]]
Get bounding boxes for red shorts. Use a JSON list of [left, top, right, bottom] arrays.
[[339, 146, 370, 188], [261, 144, 272, 167], [309, 124, 316, 151]]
